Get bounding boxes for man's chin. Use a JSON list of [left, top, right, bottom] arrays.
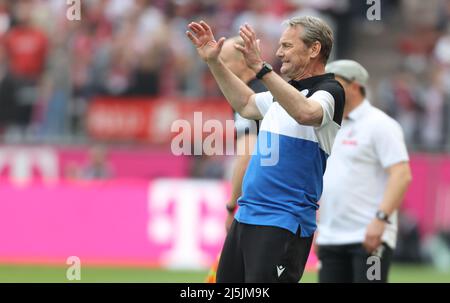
[[280, 68, 293, 79]]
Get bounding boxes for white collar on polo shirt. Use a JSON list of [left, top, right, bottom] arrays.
[[347, 99, 371, 121]]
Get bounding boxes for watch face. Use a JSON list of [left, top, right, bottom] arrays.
[[377, 211, 387, 220], [264, 63, 273, 71], [257, 62, 273, 79]]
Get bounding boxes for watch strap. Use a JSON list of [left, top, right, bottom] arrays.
[[256, 62, 272, 79], [376, 210, 391, 224]]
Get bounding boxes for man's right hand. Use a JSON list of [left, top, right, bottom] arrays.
[[312, 231, 319, 255], [225, 202, 237, 233], [225, 212, 234, 233], [186, 21, 225, 63]]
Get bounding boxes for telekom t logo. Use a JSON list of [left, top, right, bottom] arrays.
[[0, 147, 58, 183], [147, 179, 227, 269]]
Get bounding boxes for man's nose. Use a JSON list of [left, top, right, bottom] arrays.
[[276, 48, 283, 58]]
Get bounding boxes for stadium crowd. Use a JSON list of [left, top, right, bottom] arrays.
[[0, 0, 448, 152], [376, 0, 450, 151]]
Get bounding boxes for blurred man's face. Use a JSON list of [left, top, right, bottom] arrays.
[[276, 26, 312, 80]]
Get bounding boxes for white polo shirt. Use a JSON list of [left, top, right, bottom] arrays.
[[316, 100, 409, 249]]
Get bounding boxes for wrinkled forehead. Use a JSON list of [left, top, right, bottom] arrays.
[[279, 25, 303, 44]]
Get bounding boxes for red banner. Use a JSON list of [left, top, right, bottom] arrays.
[[86, 97, 234, 144]]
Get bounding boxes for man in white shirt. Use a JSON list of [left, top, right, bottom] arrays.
[[316, 60, 412, 283]]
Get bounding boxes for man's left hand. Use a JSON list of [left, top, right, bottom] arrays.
[[235, 24, 264, 72], [363, 219, 386, 253]]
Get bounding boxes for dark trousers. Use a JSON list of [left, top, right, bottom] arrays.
[[318, 243, 393, 283], [216, 220, 313, 283]]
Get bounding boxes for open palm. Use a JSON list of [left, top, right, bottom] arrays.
[[186, 21, 225, 62]]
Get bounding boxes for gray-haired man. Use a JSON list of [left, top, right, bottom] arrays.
[[186, 16, 345, 282]]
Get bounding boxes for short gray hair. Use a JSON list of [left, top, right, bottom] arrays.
[[283, 16, 334, 64]]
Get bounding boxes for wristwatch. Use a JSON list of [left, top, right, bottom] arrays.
[[375, 210, 391, 224], [256, 62, 273, 79]]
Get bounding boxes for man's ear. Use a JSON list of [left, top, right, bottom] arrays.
[[310, 41, 321, 60], [351, 81, 360, 94]]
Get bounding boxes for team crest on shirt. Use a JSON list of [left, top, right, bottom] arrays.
[[342, 128, 358, 145], [347, 129, 355, 137], [342, 139, 358, 146]]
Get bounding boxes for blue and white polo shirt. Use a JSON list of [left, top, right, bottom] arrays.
[[235, 73, 345, 237]]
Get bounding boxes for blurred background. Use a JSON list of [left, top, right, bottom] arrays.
[[1, 0, 450, 282]]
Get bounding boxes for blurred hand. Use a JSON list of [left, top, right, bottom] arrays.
[[312, 231, 319, 255], [225, 212, 234, 233], [186, 21, 225, 63], [235, 24, 264, 72], [363, 219, 386, 253]]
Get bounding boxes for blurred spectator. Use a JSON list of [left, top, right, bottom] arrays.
[[232, 0, 283, 43], [0, 0, 11, 36], [377, 67, 424, 148], [401, 0, 442, 29], [434, 27, 450, 67], [80, 145, 114, 180], [420, 66, 446, 151], [0, 40, 16, 133], [38, 28, 72, 140], [125, 0, 167, 96], [436, 0, 450, 31], [3, 0, 48, 131], [232, 0, 281, 66], [433, 24, 450, 148], [163, 0, 210, 97]]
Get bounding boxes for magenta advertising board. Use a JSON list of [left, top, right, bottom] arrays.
[[0, 179, 228, 269], [0, 179, 320, 270], [401, 154, 450, 236], [0, 146, 190, 182], [1, 154, 450, 270]]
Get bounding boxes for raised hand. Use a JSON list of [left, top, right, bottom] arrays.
[[235, 24, 264, 72], [186, 21, 225, 63]]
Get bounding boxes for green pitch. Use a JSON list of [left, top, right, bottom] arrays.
[[1, 263, 450, 283]]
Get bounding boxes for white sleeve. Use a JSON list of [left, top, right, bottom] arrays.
[[310, 90, 335, 128], [372, 119, 410, 168], [254, 91, 273, 117]]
